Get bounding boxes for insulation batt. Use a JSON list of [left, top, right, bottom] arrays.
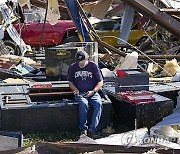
[[162, 59, 180, 77]]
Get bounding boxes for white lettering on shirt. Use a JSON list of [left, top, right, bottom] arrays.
[[75, 71, 93, 80]]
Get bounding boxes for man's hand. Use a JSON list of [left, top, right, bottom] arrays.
[[84, 91, 95, 97], [73, 90, 79, 95]]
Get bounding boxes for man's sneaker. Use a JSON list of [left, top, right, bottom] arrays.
[[80, 130, 87, 136], [88, 131, 101, 139]]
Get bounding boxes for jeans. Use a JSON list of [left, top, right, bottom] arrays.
[[75, 92, 102, 132]]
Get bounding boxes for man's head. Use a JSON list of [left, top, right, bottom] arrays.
[[75, 50, 89, 62]]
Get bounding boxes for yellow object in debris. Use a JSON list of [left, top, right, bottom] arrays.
[[162, 58, 180, 77], [96, 29, 155, 46]]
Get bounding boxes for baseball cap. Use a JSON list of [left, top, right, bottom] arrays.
[[75, 50, 89, 62]]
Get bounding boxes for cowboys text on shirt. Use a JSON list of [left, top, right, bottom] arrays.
[[75, 71, 93, 80]]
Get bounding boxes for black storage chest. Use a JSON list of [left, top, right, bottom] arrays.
[[115, 69, 149, 92]]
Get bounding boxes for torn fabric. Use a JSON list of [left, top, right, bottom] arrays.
[[82, 0, 112, 20], [118, 4, 135, 45], [47, 0, 61, 25], [18, 0, 31, 10]]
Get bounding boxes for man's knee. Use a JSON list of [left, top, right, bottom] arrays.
[[94, 100, 103, 109]]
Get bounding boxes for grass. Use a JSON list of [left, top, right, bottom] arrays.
[[23, 125, 128, 146], [23, 130, 80, 146], [22, 125, 127, 146]]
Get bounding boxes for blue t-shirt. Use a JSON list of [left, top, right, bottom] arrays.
[[67, 61, 103, 92]]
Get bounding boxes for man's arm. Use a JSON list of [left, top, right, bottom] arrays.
[[93, 80, 103, 93], [68, 81, 79, 95]]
